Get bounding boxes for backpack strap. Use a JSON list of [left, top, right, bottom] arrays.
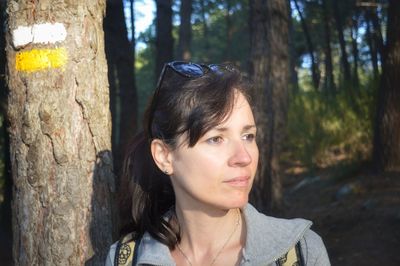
[[276, 241, 305, 266], [114, 233, 140, 266]]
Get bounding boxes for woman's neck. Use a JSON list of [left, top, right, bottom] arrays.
[[172, 205, 245, 265]]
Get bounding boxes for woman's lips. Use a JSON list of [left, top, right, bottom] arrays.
[[224, 176, 250, 187]]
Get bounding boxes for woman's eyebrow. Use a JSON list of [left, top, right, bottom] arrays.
[[213, 127, 229, 132], [243, 125, 257, 131], [213, 124, 257, 132]]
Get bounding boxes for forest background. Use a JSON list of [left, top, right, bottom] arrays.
[[0, 0, 399, 265]]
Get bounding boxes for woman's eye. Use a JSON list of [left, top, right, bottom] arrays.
[[207, 136, 223, 144], [243, 133, 255, 142]]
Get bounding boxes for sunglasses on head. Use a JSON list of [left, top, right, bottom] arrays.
[[148, 61, 236, 138], [155, 61, 234, 91]]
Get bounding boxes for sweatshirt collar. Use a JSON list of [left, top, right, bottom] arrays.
[[136, 232, 176, 266], [136, 204, 312, 266], [241, 204, 312, 265]]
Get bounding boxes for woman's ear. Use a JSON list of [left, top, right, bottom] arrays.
[[150, 139, 173, 175]]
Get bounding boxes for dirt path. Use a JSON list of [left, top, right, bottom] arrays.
[[282, 163, 400, 265]]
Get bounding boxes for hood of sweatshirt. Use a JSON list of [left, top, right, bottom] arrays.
[[135, 203, 312, 266]]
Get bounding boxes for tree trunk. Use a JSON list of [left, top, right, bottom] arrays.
[[178, 0, 192, 61], [288, 0, 299, 94], [249, 0, 289, 212], [369, 1, 385, 66], [372, 0, 400, 172], [6, 1, 114, 264], [322, 0, 336, 94], [0, 0, 13, 263], [129, 0, 136, 50], [365, 11, 380, 79], [156, 0, 173, 77], [293, 0, 320, 90], [333, 0, 351, 82], [225, 0, 233, 60], [104, 0, 137, 176], [351, 14, 360, 88], [200, 0, 210, 54]]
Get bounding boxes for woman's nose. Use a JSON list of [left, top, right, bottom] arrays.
[[228, 141, 252, 167]]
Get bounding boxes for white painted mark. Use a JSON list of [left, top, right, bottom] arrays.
[[12, 23, 67, 48], [12, 26, 32, 48]]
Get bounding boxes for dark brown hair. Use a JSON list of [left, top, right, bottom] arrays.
[[118, 63, 253, 248]]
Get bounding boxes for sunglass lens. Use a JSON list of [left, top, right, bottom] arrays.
[[209, 64, 229, 74], [209, 64, 220, 72], [173, 63, 204, 77]]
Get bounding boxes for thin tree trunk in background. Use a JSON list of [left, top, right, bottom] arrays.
[[200, 0, 210, 55], [104, 0, 137, 178], [6, 1, 114, 264], [322, 0, 336, 94], [225, 0, 233, 60], [369, 1, 385, 66], [178, 0, 192, 61], [249, 0, 289, 212], [156, 0, 173, 77], [288, 0, 299, 94], [373, 0, 400, 172], [333, 0, 351, 82], [351, 14, 360, 88], [293, 0, 319, 90], [130, 0, 136, 51], [365, 12, 380, 79]]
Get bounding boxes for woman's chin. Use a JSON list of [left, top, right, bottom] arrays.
[[221, 195, 249, 210]]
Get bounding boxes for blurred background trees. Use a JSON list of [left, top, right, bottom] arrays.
[[1, 0, 399, 264]]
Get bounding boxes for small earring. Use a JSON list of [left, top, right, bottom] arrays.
[[164, 170, 169, 175]]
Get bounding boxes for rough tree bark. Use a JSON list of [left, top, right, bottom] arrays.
[[5, 1, 114, 264], [155, 0, 173, 77], [178, 0, 192, 61], [249, 0, 289, 212], [0, 0, 13, 263], [372, 0, 400, 172]]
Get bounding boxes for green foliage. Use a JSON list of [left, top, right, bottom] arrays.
[[132, 0, 383, 172], [134, 0, 250, 122], [189, 0, 250, 67], [285, 77, 377, 169]]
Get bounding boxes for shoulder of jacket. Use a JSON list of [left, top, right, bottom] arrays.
[[300, 229, 331, 265], [243, 204, 313, 264]]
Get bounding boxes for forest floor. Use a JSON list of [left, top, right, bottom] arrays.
[[281, 159, 400, 266]]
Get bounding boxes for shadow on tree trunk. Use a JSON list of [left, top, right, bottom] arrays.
[[86, 150, 116, 265]]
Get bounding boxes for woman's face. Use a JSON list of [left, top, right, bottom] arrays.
[[169, 92, 259, 211]]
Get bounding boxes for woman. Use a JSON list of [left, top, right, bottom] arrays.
[[106, 61, 330, 266]]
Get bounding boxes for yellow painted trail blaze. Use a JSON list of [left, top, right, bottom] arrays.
[[15, 47, 68, 72]]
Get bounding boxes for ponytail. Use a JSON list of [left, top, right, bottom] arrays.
[[118, 131, 178, 248]]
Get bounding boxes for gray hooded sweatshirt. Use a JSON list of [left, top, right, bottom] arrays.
[[106, 204, 330, 265]]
